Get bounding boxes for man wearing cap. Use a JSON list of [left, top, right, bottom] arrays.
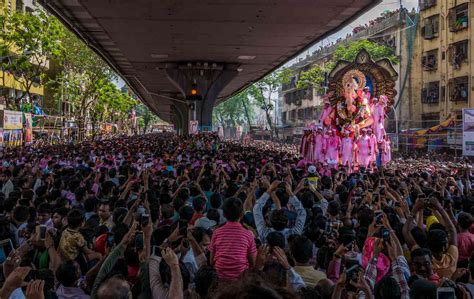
[[357, 128, 371, 169]]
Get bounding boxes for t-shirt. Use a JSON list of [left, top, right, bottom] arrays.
[[458, 232, 474, 261], [432, 245, 458, 279], [59, 228, 86, 261], [209, 221, 257, 281], [293, 265, 327, 287]]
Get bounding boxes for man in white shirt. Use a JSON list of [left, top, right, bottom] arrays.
[[1, 170, 14, 199]]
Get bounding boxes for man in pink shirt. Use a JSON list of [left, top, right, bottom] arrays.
[[457, 212, 474, 265], [209, 197, 257, 281]]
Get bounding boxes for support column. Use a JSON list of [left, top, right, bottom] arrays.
[[165, 63, 238, 130]]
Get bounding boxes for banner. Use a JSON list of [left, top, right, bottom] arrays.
[[24, 113, 33, 145], [462, 109, 474, 156], [189, 120, 199, 134], [3, 110, 23, 130]]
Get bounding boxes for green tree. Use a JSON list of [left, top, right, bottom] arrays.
[[213, 89, 254, 133], [136, 103, 161, 134], [0, 10, 64, 110], [297, 40, 398, 91], [47, 30, 117, 140], [250, 68, 291, 138]]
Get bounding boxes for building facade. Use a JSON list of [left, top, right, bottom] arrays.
[[410, 0, 471, 128], [0, 0, 45, 110]]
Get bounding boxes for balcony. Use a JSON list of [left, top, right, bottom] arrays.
[[419, 0, 437, 11], [450, 40, 468, 69], [422, 49, 438, 71], [284, 88, 313, 106], [449, 76, 468, 102], [421, 81, 439, 104], [449, 4, 468, 32], [422, 15, 439, 40], [282, 76, 297, 91]]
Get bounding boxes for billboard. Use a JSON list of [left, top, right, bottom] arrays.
[[2, 110, 23, 130], [24, 113, 33, 145], [462, 109, 474, 156], [189, 120, 199, 134]]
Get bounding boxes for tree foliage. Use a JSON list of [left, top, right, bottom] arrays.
[[136, 103, 161, 134], [213, 90, 253, 128], [47, 29, 130, 139], [297, 40, 398, 91], [0, 10, 64, 109]]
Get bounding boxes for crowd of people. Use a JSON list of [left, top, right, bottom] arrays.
[[0, 132, 472, 299]]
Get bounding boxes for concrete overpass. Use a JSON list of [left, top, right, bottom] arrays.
[[39, 0, 379, 133]]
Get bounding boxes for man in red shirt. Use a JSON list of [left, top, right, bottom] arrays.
[[209, 197, 257, 281]]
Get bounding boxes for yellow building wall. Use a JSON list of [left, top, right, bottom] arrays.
[[0, 0, 45, 97], [411, 0, 472, 128]]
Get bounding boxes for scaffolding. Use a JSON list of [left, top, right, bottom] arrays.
[[32, 115, 65, 145]]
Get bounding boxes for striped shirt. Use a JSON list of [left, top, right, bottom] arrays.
[[209, 221, 257, 281]]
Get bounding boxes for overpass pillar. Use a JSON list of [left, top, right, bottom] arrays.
[[165, 63, 239, 130]]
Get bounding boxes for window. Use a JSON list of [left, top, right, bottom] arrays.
[[422, 49, 438, 71], [421, 81, 439, 104], [284, 88, 312, 105], [422, 15, 439, 39], [450, 40, 468, 69], [290, 110, 297, 122], [422, 112, 440, 128], [281, 112, 287, 125], [449, 3, 468, 32], [15, 0, 23, 11], [449, 76, 469, 102], [419, 0, 437, 11]]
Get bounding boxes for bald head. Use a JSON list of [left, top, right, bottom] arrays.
[[97, 277, 131, 299]]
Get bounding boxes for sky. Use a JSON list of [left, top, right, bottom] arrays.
[[286, 0, 419, 66]]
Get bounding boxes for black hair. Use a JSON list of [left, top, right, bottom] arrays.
[[159, 260, 190, 291], [266, 231, 285, 249], [66, 209, 85, 229], [222, 197, 243, 222], [210, 193, 222, 209], [56, 261, 78, 287], [37, 202, 52, 215], [13, 205, 29, 223], [192, 227, 212, 244], [289, 235, 313, 264], [192, 196, 206, 212], [458, 211, 473, 230], [206, 208, 220, 224], [262, 262, 287, 287], [195, 266, 218, 298], [411, 247, 433, 260], [179, 205, 194, 222], [269, 209, 288, 231], [53, 206, 70, 218], [427, 229, 447, 254], [374, 275, 401, 299]]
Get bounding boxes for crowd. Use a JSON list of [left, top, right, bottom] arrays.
[[0, 132, 472, 299]]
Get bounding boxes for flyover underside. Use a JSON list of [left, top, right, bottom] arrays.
[[40, 0, 380, 131]]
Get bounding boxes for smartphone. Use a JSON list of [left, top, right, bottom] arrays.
[[39, 225, 47, 240], [106, 232, 114, 247], [135, 231, 144, 250], [345, 264, 361, 293], [140, 213, 150, 227], [374, 211, 384, 226], [437, 287, 455, 299], [152, 245, 160, 256], [0, 239, 14, 264]]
